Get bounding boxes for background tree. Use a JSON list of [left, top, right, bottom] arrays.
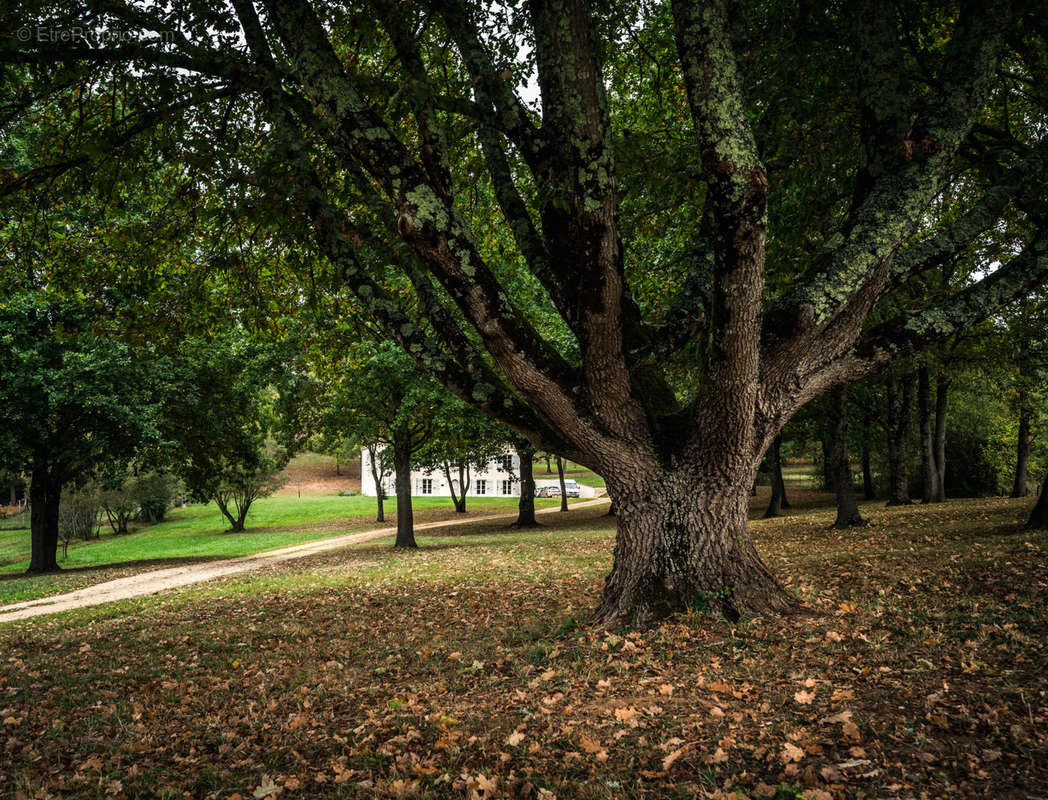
[[511, 440, 539, 529], [828, 388, 866, 528], [555, 456, 569, 513], [169, 333, 302, 533], [0, 294, 172, 572], [415, 402, 508, 513], [322, 341, 448, 547]]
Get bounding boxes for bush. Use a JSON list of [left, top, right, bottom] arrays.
[[59, 487, 101, 543], [135, 471, 180, 523]]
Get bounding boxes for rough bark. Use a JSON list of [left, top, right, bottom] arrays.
[[1012, 389, 1031, 498], [27, 463, 61, 574], [595, 470, 797, 628], [933, 374, 949, 502], [828, 387, 866, 527], [556, 456, 568, 512], [918, 367, 939, 504], [1028, 472, 1048, 530], [763, 436, 787, 518], [393, 438, 416, 548], [511, 443, 538, 528], [886, 371, 914, 505]]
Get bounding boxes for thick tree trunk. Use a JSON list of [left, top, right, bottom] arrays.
[[885, 372, 914, 506], [861, 410, 876, 499], [1028, 473, 1048, 530], [918, 367, 940, 504], [594, 471, 796, 628], [1012, 390, 1031, 498], [556, 456, 568, 512], [933, 375, 949, 502], [512, 443, 538, 528], [27, 463, 61, 574], [828, 387, 866, 528], [763, 436, 787, 518], [393, 439, 416, 548]]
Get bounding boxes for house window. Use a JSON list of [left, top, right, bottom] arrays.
[[501, 455, 513, 471], [476, 479, 487, 496], [420, 478, 433, 495], [501, 479, 513, 496]]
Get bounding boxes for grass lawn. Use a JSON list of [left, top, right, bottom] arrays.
[[0, 495, 1044, 799], [0, 493, 573, 605]]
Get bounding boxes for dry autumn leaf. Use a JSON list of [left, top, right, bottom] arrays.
[[793, 689, 815, 705], [663, 747, 687, 771]]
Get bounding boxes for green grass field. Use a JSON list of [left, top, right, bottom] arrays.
[[0, 492, 574, 605]]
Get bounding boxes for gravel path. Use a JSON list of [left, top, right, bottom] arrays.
[[0, 498, 609, 622]]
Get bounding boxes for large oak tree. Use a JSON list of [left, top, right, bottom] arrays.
[[4, 0, 1048, 624]]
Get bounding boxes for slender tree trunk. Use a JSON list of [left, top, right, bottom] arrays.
[[918, 367, 939, 504], [1028, 472, 1048, 530], [335, 457, 340, 476], [27, 463, 61, 574], [442, 461, 463, 512], [545, 455, 552, 474], [777, 444, 790, 509], [556, 456, 568, 512], [393, 439, 416, 548], [367, 445, 385, 521], [235, 503, 249, 532], [933, 375, 949, 502], [861, 410, 876, 500], [594, 469, 796, 628], [829, 387, 865, 528], [886, 372, 914, 506], [456, 462, 468, 512], [763, 436, 785, 518], [512, 443, 538, 528], [8, 476, 16, 507], [1012, 390, 1031, 498], [215, 496, 246, 532], [820, 432, 834, 492]]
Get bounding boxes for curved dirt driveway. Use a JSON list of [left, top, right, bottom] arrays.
[[0, 499, 609, 623]]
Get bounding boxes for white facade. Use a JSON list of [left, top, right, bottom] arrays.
[[361, 448, 521, 498]]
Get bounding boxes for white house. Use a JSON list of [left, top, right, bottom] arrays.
[[361, 448, 522, 498], [360, 447, 598, 498]]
